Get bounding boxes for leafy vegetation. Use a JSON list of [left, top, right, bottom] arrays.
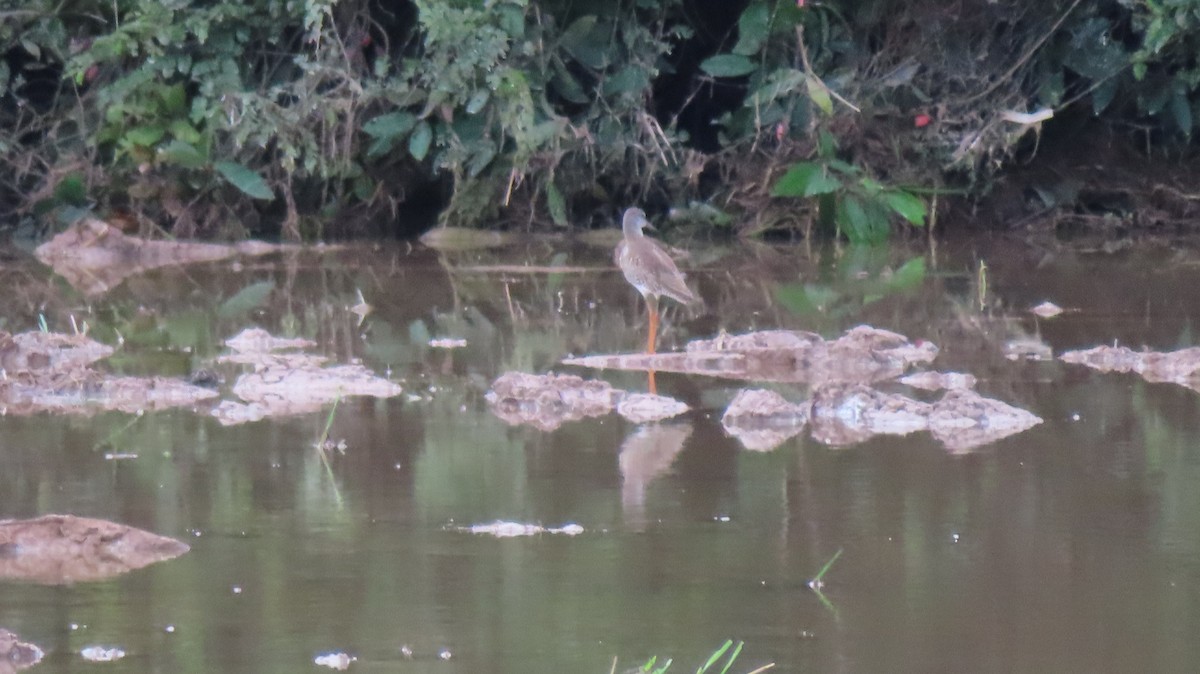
[[4, 0, 1200, 239]]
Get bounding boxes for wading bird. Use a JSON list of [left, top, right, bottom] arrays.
[[615, 207, 698, 354]]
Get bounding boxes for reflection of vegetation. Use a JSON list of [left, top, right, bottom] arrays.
[[774, 254, 926, 327]]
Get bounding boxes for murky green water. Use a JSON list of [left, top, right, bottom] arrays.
[[3, 235, 1200, 673]]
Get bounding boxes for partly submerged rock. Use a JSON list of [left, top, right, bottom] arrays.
[[1060, 344, 1200, 384], [224, 328, 317, 354], [720, 389, 808, 451], [0, 331, 217, 415], [486, 372, 622, 431], [804, 384, 1041, 451], [616, 393, 689, 423], [809, 384, 932, 447], [564, 325, 937, 385], [35, 217, 298, 295], [213, 329, 400, 424], [929, 389, 1043, 452], [0, 515, 189, 585], [898, 371, 978, 391], [485, 372, 687, 429], [0, 628, 44, 672], [0, 331, 114, 373]]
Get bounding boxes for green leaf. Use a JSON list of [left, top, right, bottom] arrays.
[[859, 177, 885, 194], [602, 65, 647, 97], [159, 140, 206, 169], [1092, 77, 1119, 115], [559, 15, 607, 69], [882, 190, 927, 226], [747, 68, 805, 108], [408, 121, 433, 161], [168, 119, 202, 144], [817, 129, 837, 156], [733, 2, 770, 56], [54, 174, 87, 206], [886, 257, 927, 290], [1038, 69, 1064, 106], [367, 137, 396, 158], [214, 161, 274, 200], [774, 282, 828, 315], [551, 62, 589, 103], [772, 162, 840, 197], [363, 112, 416, 139], [160, 83, 188, 115], [836, 194, 865, 240], [467, 141, 496, 177], [466, 89, 490, 114], [1063, 18, 1127, 80], [497, 4, 525, 37], [124, 125, 166, 147], [700, 54, 758, 78], [546, 182, 567, 226], [837, 194, 892, 243], [218, 281, 276, 319], [827, 159, 860, 176], [805, 74, 833, 115]]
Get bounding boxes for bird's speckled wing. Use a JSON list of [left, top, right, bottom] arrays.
[[616, 236, 697, 305]]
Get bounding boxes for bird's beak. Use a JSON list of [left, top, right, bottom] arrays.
[[642, 220, 658, 232]]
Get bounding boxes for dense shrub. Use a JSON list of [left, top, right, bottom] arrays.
[[3, 0, 1200, 239]]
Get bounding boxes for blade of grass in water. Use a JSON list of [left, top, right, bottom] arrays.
[[314, 396, 343, 509], [717, 641, 743, 674], [698, 640, 733, 673], [812, 548, 843, 585]]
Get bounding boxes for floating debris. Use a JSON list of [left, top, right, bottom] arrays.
[[720, 389, 807, 451], [459, 521, 585, 537], [428, 338, 468, 349], [898, 371, 978, 391], [1030, 301, 1064, 318], [80, 646, 126, 662], [0, 514, 189, 585], [564, 325, 937, 385], [314, 652, 356, 670], [1004, 337, 1053, 361], [616, 393, 689, 423], [0, 628, 44, 670], [34, 217, 300, 295]]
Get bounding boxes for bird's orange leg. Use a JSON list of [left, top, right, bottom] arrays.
[[648, 369, 657, 395], [646, 296, 659, 355]]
